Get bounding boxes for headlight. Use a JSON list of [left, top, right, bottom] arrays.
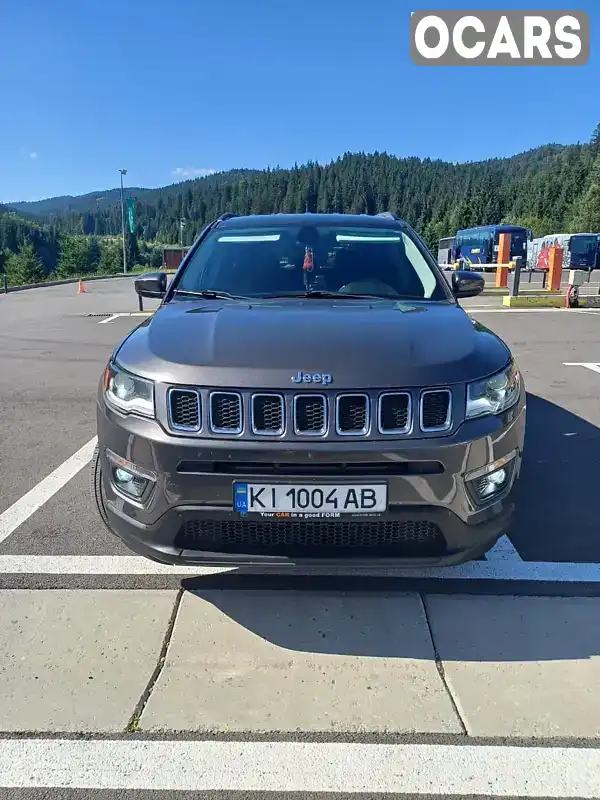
[[466, 361, 520, 420], [103, 362, 155, 418]]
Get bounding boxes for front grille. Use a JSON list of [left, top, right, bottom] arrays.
[[294, 394, 327, 435], [378, 393, 410, 433], [176, 518, 446, 558], [165, 385, 456, 438], [210, 392, 242, 433], [252, 394, 284, 435], [420, 390, 451, 431], [168, 389, 201, 431], [336, 394, 369, 434]]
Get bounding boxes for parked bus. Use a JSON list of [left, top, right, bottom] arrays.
[[437, 236, 455, 266], [452, 224, 532, 267], [528, 232, 600, 271]]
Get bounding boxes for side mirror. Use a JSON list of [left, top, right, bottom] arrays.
[[134, 271, 167, 298], [451, 270, 485, 299]]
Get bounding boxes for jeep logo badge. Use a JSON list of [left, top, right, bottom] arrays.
[[291, 370, 332, 385]]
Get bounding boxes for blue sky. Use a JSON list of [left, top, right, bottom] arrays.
[[0, 0, 597, 202]]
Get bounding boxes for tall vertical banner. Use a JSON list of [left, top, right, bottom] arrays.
[[126, 198, 135, 233]]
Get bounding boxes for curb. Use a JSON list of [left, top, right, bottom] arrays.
[[1, 270, 177, 295], [503, 294, 566, 308], [575, 296, 600, 309], [2, 273, 137, 294]]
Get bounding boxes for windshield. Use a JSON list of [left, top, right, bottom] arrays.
[[570, 235, 597, 255], [174, 224, 449, 301]]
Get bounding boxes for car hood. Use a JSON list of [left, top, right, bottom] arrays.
[[115, 298, 511, 389]]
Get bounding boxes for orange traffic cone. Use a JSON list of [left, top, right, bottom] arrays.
[[77, 279, 86, 294]]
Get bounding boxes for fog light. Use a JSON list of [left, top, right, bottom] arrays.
[[105, 448, 156, 501], [112, 467, 148, 498], [473, 467, 508, 500], [465, 452, 516, 505]]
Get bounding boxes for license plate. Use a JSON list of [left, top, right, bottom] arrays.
[[233, 482, 387, 517]]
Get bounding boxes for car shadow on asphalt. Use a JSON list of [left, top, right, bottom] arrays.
[[510, 391, 600, 562]]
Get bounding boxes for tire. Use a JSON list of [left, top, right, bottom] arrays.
[[89, 443, 112, 533]]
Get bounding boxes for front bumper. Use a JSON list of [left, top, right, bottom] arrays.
[[96, 396, 526, 568]]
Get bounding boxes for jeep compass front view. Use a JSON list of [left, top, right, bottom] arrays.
[[92, 212, 526, 567]]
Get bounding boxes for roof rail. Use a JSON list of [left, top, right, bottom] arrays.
[[216, 212, 237, 222], [376, 211, 401, 220]]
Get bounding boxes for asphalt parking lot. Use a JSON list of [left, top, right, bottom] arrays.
[[2, 277, 600, 588], [2, 277, 600, 796]]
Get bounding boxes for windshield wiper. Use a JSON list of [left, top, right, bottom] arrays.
[[257, 290, 407, 300], [172, 289, 240, 300]]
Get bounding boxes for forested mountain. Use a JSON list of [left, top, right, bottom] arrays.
[[9, 169, 261, 219], [8, 189, 146, 217], [2, 125, 600, 287]]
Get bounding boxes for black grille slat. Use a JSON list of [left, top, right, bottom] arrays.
[[294, 395, 326, 435], [169, 389, 201, 431], [177, 518, 445, 558], [252, 394, 284, 434], [337, 394, 368, 434], [421, 390, 451, 430], [379, 393, 410, 433], [176, 460, 445, 476], [210, 392, 242, 433]]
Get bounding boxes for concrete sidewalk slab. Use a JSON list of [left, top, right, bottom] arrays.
[[425, 595, 600, 738], [141, 590, 461, 734], [0, 590, 176, 732]]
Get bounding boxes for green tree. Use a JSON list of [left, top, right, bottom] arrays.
[[5, 242, 44, 286], [98, 240, 123, 274], [56, 235, 97, 278], [569, 154, 600, 232], [591, 123, 600, 155], [125, 232, 139, 269]]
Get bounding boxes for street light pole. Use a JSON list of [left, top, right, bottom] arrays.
[[119, 169, 128, 274]]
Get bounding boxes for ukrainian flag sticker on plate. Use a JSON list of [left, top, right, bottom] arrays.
[[234, 483, 249, 513]]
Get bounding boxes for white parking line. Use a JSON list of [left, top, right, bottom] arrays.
[[467, 308, 564, 313], [1, 554, 600, 582], [564, 362, 600, 374], [0, 739, 598, 795], [0, 437, 98, 545], [484, 533, 522, 562], [98, 312, 153, 324]]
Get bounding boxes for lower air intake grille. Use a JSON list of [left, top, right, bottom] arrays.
[[176, 518, 445, 557], [169, 389, 200, 431], [210, 392, 242, 433], [294, 395, 326, 435], [421, 390, 451, 431]]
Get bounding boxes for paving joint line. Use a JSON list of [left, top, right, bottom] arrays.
[[1, 731, 600, 746], [419, 593, 468, 736], [125, 587, 184, 733]]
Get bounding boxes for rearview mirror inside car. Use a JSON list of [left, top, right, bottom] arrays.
[[134, 271, 167, 298], [451, 270, 485, 299]]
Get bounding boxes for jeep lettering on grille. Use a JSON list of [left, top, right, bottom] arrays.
[[291, 370, 332, 385]]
